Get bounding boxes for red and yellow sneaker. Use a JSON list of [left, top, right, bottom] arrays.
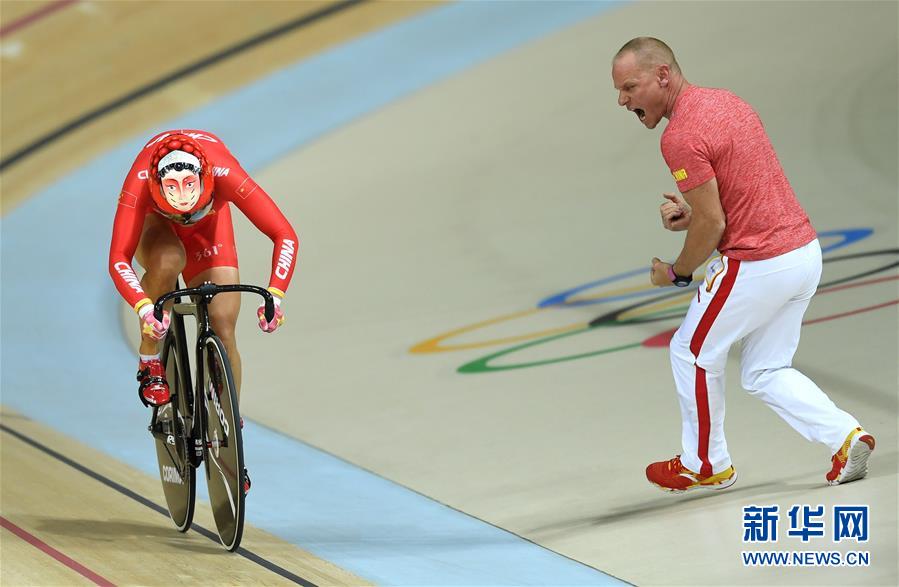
[[646, 455, 737, 493], [136, 359, 171, 407], [826, 427, 875, 486]]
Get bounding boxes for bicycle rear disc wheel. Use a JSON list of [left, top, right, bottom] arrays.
[[201, 334, 245, 551], [154, 329, 196, 532]]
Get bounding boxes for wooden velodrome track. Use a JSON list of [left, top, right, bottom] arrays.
[[2, 1, 897, 586]]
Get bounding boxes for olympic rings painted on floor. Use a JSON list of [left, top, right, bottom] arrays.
[[409, 229, 897, 374], [412, 229, 874, 354], [459, 251, 898, 373]]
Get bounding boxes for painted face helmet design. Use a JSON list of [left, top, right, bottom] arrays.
[[147, 133, 214, 221]]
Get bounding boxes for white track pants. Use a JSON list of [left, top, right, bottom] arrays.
[[669, 239, 859, 475]]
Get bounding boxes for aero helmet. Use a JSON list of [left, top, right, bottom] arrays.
[[147, 133, 214, 217]]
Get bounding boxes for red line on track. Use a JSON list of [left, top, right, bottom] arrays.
[[0, 0, 78, 38], [817, 274, 898, 295], [0, 516, 115, 587], [802, 299, 899, 326]]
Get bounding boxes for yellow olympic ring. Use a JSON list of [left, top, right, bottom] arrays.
[[410, 286, 698, 354], [409, 307, 583, 353]]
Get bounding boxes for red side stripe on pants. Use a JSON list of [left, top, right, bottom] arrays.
[[689, 259, 741, 476], [694, 366, 711, 476]]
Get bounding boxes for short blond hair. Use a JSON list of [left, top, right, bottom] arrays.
[[614, 37, 681, 73]]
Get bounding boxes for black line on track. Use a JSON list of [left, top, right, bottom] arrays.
[[0, 0, 368, 171], [0, 423, 318, 587], [587, 248, 899, 328]]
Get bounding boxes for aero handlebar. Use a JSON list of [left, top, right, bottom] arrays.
[[153, 283, 275, 323]]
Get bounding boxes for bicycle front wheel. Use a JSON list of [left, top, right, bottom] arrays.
[[201, 334, 245, 552], [154, 323, 196, 532]]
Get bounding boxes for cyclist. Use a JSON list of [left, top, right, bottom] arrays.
[[109, 130, 298, 409]]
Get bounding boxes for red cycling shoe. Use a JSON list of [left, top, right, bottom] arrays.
[[137, 359, 171, 407]]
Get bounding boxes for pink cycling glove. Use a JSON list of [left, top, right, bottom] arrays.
[[257, 296, 285, 333], [139, 305, 171, 340]]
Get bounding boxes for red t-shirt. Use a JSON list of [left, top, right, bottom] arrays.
[[109, 129, 298, 310], [661, 86, 817, 260]]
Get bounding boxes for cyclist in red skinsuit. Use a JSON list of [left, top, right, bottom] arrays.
[[109, 130, 298, 409]]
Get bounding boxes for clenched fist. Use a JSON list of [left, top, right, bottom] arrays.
[[660, 192, 691, 231]]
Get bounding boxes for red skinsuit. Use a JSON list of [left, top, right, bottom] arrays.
[[109, 129, 298, 312]]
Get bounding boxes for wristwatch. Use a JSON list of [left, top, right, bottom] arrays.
[[667, 265, 693, 287]]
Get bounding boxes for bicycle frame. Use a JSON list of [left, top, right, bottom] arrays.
[[152, 282, 274, 471], [173, 294, 216, 473]]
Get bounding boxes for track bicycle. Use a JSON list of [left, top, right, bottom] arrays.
[[147, 281, 275, 552]]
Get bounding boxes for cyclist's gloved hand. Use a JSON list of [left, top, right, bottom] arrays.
[[139, 304, 170, 340], [257, 296, 285, 333]]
